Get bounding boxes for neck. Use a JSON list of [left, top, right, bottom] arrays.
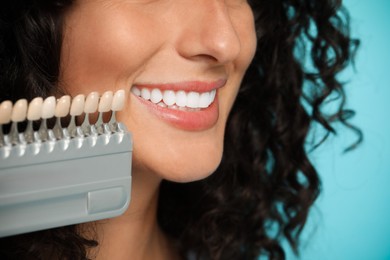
[[81, 168, 178, 260]]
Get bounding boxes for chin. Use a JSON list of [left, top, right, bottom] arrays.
[[161, 151, 223, 183], [132, 135, 224, 184]]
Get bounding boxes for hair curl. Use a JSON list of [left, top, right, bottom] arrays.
[[0, 0, 359, 259]]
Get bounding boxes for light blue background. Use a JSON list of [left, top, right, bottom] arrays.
[[286, 1, 390, 259]]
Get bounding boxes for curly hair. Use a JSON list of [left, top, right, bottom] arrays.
[[0, 0, 359, 259]]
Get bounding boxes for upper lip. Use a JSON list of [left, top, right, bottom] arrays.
[[132, 78, 227, 93]]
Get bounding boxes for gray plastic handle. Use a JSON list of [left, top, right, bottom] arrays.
[[0, 125, 132, 237]]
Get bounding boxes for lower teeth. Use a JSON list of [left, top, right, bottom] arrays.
[[155, 101, 201, 111]]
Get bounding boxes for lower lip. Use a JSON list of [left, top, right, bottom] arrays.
[[134, 94, 219, 131]]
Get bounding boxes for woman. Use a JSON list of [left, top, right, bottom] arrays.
[[0, 0, 359, 259]]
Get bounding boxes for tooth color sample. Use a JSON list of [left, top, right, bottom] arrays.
[[0, 100, 13, 124], [84, 92, 99, 114], [98, 91, 113, 112], [41, 96, 56, 119], [112, 90, 126, 111], [11, 99, 28, 122], [27, 97, 43, 121], [55, 95, 71, 117], [70, 94, 85, 116]]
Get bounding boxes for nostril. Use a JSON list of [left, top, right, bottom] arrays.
[[191, 54, 219, 63]]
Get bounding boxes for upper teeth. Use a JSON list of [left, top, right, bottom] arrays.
[[131, 87, 216, 109]]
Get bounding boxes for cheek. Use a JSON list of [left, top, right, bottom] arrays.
[[235, 7, 258, 72], [60, 8, 162, 93], [218, 10, 257, 118]]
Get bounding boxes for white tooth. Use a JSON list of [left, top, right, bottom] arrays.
[[157, 102, 167, 108], [41, 96, 56, 119], [209, 89, 216, 104], [0, 100, 13, 124], [163, 90, 176, 106], [84, 92, 99, 113], [70, 94, 85, 116], [141, 88, 151, 100], [150, 88, 162, 104], [98, 91, 113, 113], [55, 95, 71, 117], [112, 89, 126, 111], [11, 99, 28, 122], [175, 90, 187, 107], [27, 97, 43, 121], [131, 87, 141, 96], [186, 92, 200, 108], [199, 92, 210, 108]]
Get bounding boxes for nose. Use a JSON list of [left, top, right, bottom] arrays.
[[175, 1, 241, 65]]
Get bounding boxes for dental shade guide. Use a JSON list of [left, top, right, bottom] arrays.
[[9, 99, 28, 146], [0, 90, 132, 238], [0, 101, 13, 147], [25, 97, 43, 144]]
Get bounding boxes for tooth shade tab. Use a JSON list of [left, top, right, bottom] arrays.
[[27, 97, 43, 121], [55, 95, 71, 118], [0, 101, 13, 124], [112, 90, 126, 111], [70, 94, 85, 116], [99, 91, 114, 113], [84, 92, 99, 114], [41, 96, 56, 119], [11, 99, 28, 122], [132, 87, 216, 109]]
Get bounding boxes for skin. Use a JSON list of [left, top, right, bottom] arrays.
[[60, 0, 257, 258]]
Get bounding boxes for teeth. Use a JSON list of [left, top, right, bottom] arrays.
[[141, 88, 151, 100], [150, 89, 163, 104], [187, 92, 199, 108], [199, 92, 210, 108], [210, 89, 216, 103], [131, 87, 216, 109], [176, 90, 187, 107], [163, 90, 175, 106]]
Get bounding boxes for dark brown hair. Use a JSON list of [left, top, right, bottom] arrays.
[[0, 0, 359, 259]]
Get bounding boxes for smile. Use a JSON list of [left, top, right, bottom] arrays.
[[131, 87, 216, 110], [130, 80, 226, 131]]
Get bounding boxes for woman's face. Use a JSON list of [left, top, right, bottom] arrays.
[[61, 0, 257, 182]]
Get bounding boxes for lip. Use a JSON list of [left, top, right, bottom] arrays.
[[131, 79, 226, 131]]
